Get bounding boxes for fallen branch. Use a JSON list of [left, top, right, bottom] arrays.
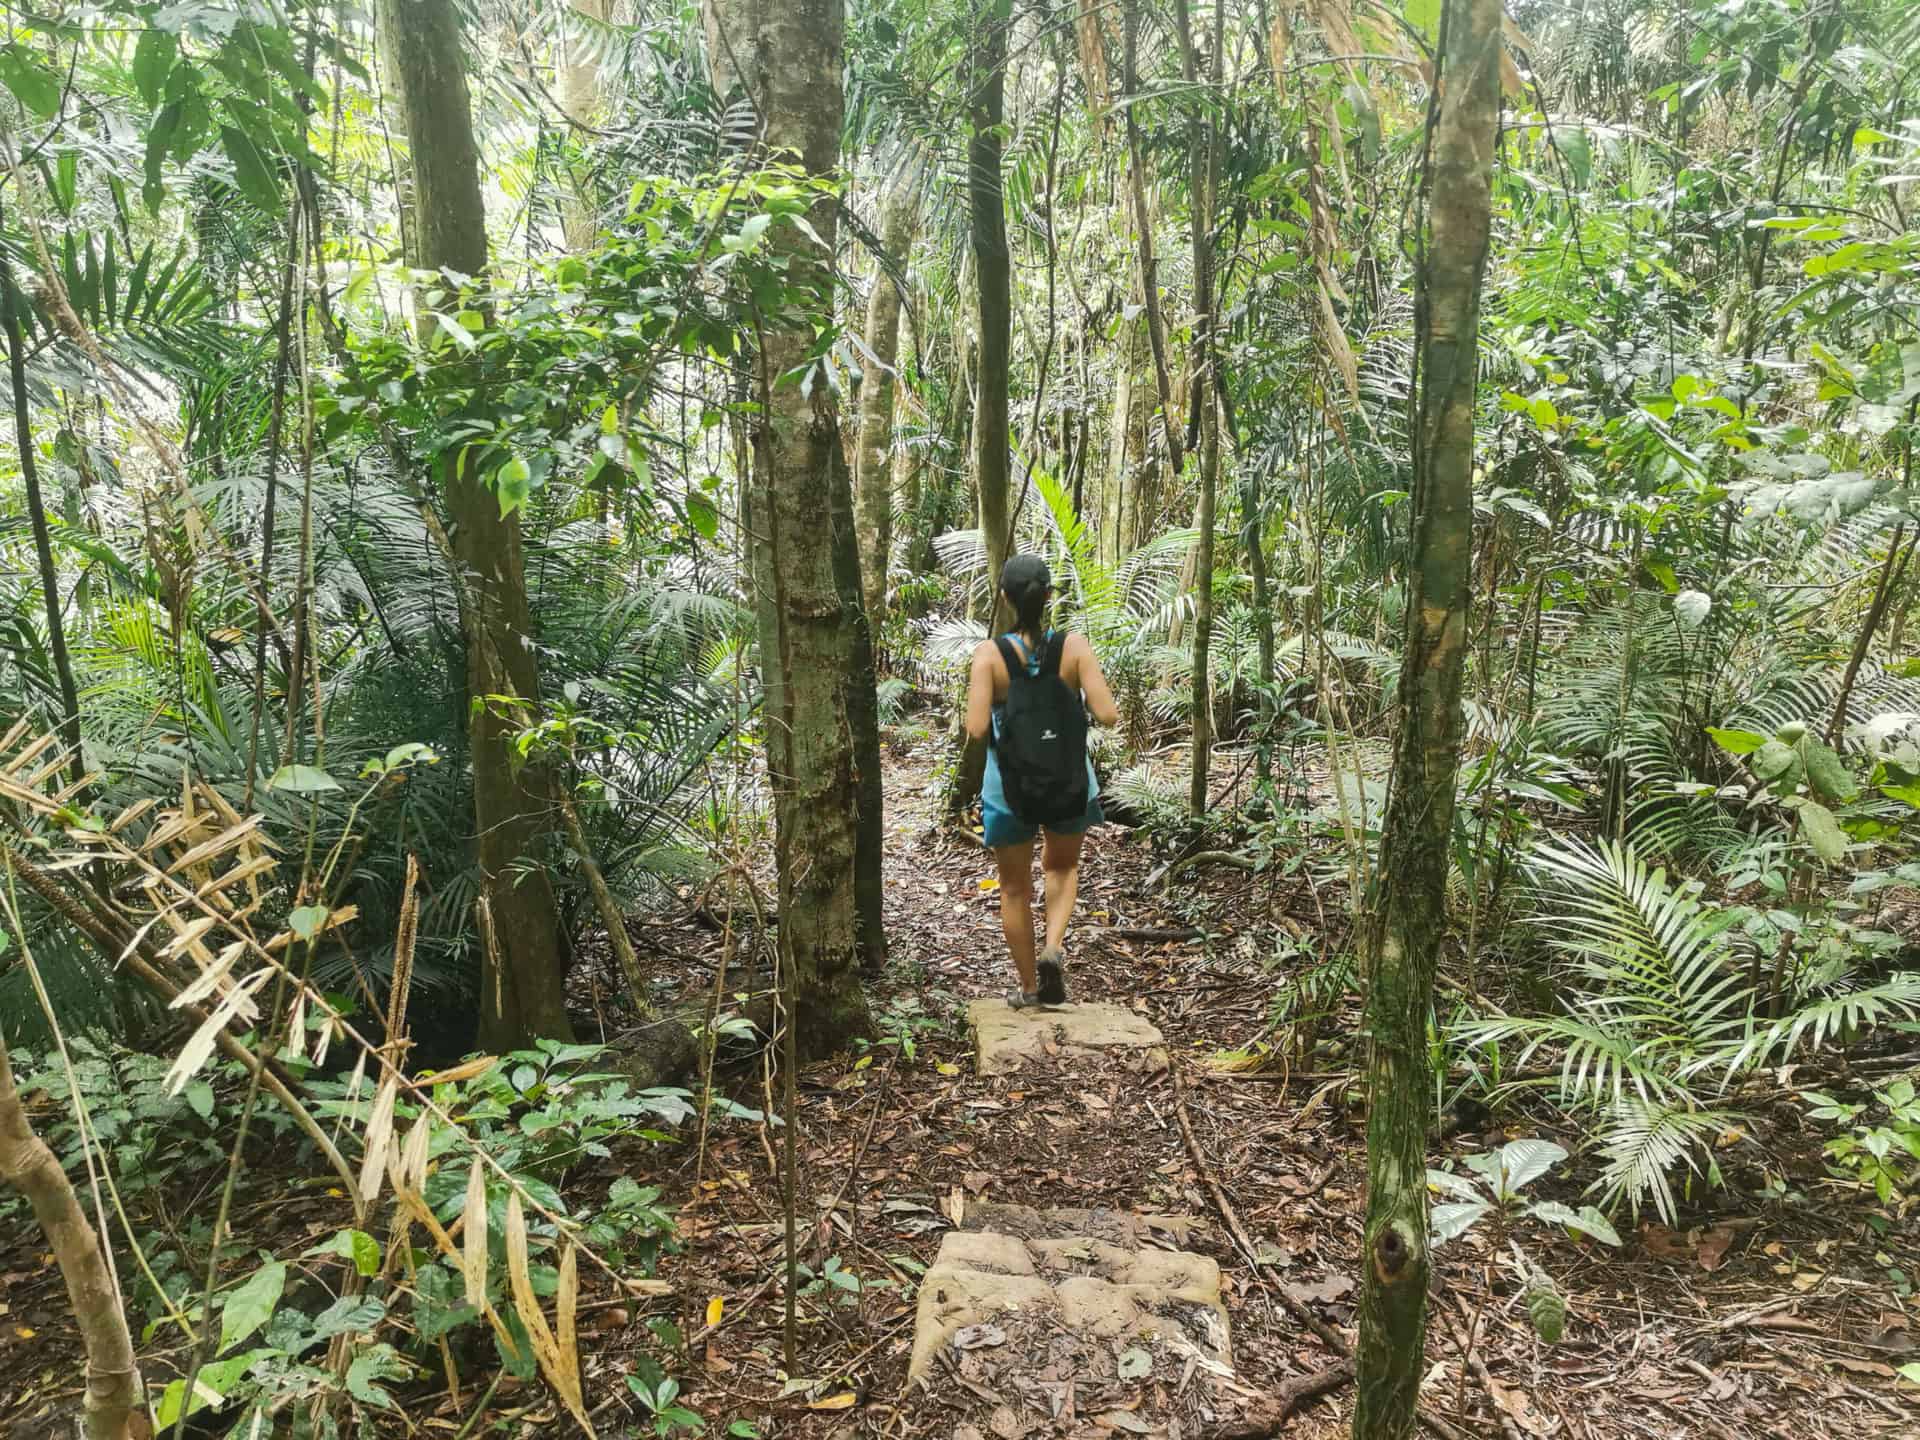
[[1089, 925, 1206, 943], [1206, 1361, 1353, 1439], [1442, 1307, 1523, 1440], [1168, 1062, 1350, 1358]]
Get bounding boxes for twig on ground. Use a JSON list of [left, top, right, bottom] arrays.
[[1205, 1360, 1354, 1438], [1442, 1307, 1524, 1440]]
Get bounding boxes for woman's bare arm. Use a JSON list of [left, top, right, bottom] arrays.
[[1067, 634, 1121, 727], [965, 641, 998, 741]]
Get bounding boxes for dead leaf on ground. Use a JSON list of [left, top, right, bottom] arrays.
[[1282, 1273, 1355, 1306], [1696, 1224, 1737, 1272], [954, 1323, 1008, 1351]]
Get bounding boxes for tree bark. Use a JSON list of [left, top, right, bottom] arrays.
[[559, 0, 610, 251], [704, 0, 874, 1053], [0, 1028, 138, 1440], [1120, 0, 1185, 482], [1177, 0, 1220, 818], [380, 0, 574, 1047], [0, 201, 86, 796], [1353, 0, 1500, 1435], [855, 183, 916, 625], [950, 0, 1015, 814]]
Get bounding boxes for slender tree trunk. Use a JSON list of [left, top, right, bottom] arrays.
[[856, 184, 916, 624], [1177, 0, 1220, 818], [1120, 0, 1184, 482], [0, 205, 86, 795], [0, 1028, 138, 1440], [559, 0, 610, 251], [705, 0, 873, 1052], [1353, 0, 1500, 1434], [381, 0, 574, 1047], [1827, 518, 1914, 745], [951, 0, 1014, 813]]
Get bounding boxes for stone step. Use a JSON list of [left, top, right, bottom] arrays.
[[967, 998, 1169, 1076], [908, 1204, 1230, 1386]]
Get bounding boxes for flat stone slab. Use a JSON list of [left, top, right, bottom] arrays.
[[967, 999, 1168, 1076], [909, 1206, 1230, 1384]]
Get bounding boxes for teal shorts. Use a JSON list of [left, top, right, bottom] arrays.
[[981, 791, 1103, 849]]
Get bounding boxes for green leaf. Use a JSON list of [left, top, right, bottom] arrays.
[[1798, 801, 1848, 863], [153, 1351, 272, 1427], [266, 763, 341, 794], [184, 1081, 215, 1122], [1751, 739, 1800, 784], [287, 905, 329, 941], [496, 455, 532, 518], [1801, 740, 1859, 804], [0, 47, 63, 119], [432, 309, 478, 351], [1526, 1280, 1567, 1344], [1707, 728, 1767, 756], [1899, 1362, 1920, 1387], [219, 125, 282, 214], [134, 29, 177, 108], [316, 1229, 382, 1278], [686, 491, 720, 540], [219, 1261, 286, 1355]]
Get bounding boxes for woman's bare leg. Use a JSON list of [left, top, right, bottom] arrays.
[[1040, 829, 1085, 954], [994, 841, 1038, 993]]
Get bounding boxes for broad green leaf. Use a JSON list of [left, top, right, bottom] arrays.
[[1707, 728, 1767, 756], [184, 1080, 215, 1122], [287, 905, 329, 941], [316, 1229, 382, 1277], [1751, 739, 1799, 783], [0, 47, 63, 119], [686, 491, 719, 540], [1493, 1138, 1566, 1194], [134, 29, 177, 107], [1527, 1200, 1622, 1246], [432, 310, 478, 351], [219, 1261, 286, 1355], [1673, 590, 1710, 627], [266, 763, 341, 794], [220, 125, 282, 214], [153, 1350, 272, 1427], [1430, 1200, 1490, 1244], [1800, 740, 1858, 804], [1798, 801, 1847, 863], [496, 455, 532, 518]]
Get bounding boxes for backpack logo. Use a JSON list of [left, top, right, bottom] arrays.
[[1041, 729, 1058, 741]]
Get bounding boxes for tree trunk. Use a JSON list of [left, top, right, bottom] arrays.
[[0, 206, 86, 796], [0, 1028, 138, 1440], [1120, 0, 1185, 482], [951, 0, 1015, 814], [856, 183, 916, 624], [381, 0, 574, 1048], [704, 0, 873, 1054], [1177, 0, 1220, 818], [1352, 0, 1500, 1435], [559, 0, 610, 251]]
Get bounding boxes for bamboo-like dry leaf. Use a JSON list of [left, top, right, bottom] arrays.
[[427, 1055, 498, 1089], [463, 1162, 489, 1308], [165, 817, 265, 877], [1305, 0, 1363, 85], [109, 797, 158, 834], [50, 771, 104, 807], [556, 1239, 581, 1403], [172, 942, 247, 1009], [0, 716, 31, 754], [195, 854, 279, 902], [159, 914, 221, 960], [312, 1013, 336, 1069], [3, 729, 62, 778], [1316, 277, 1361, 405], [1074, 0, 1112, 116], [359, 1071, 400, 1207], [505, 1193, 558, 1363], [283, 991, 308, 1064], [24, 750, 77, 791], [164, 969, 268, 1094], [402, 1113, 432, 1193], [264, 904, 359, 952]]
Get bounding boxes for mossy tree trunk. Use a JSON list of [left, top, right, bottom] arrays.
[[0, 1026, 138, 1440], [381, 0, 573, 1047], [1353, 0, 1500, 1434], [704, 0, 874, 1052], [856, 183, 916, 626], [951, 0, 1013, 813]]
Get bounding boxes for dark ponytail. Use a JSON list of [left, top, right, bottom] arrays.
[[998, 553, 1053, 654]]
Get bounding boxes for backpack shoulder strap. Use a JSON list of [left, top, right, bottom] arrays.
[[993, 636, 1024, 680], [1038, 630, 1067, 677]]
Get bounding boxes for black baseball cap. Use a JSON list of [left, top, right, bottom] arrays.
[[999, 553, 1052, 595]]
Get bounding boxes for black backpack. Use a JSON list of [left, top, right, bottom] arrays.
[[993, 632, 1089, 825]]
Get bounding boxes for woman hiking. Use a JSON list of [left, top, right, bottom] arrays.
[[965, 554, 1121, 1009]]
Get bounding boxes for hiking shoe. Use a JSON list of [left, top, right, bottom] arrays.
[[1006, 989, 1042, 1010], [1036, 947, 1068, 1006]]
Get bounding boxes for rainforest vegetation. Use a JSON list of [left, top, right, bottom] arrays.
[[1, 1, 1919, 1437]]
